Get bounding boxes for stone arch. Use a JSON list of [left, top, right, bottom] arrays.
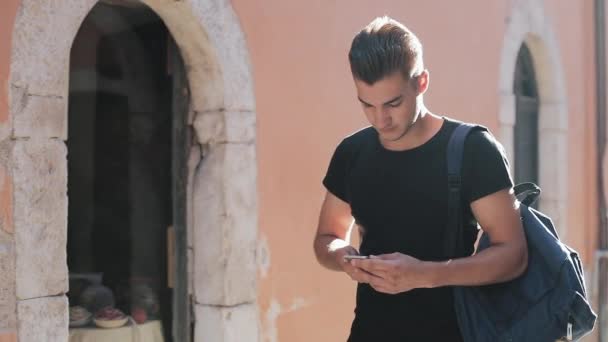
[[498, 0, 568, 238], [8, 0, 258, 341]]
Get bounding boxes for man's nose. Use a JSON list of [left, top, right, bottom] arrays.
[[376, 109, 391, 127]]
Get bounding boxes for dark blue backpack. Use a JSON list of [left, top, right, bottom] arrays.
[[445, 123, 597, 342]]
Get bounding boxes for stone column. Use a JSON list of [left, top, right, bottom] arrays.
[[192, 110, 258, 342]]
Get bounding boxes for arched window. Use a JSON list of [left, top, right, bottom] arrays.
[[513, 44, 540, 190]]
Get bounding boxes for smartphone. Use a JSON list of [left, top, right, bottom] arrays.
[[343, 255, 369, 260]]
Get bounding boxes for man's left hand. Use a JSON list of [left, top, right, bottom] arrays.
[[350, 253, 433, 294]]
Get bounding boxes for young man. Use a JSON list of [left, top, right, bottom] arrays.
[[313, 17, 528, 341]]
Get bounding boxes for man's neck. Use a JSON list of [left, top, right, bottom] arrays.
[[380, 112, 444, 151]]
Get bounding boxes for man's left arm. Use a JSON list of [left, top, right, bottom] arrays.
[[427, 187, 528, 287], [352, 188, 528, 294]]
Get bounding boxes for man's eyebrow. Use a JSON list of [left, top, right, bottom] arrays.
[[384, 95, 403, 105], [358, 97, 372, 106], [358, 95, 403, 107]]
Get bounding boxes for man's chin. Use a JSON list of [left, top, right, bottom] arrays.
[[380, 130, 407, 142]]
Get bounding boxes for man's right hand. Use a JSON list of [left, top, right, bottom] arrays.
[[335, 246, 376, 283]]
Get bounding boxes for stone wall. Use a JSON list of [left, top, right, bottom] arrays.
[[7, 0, 259, 341]]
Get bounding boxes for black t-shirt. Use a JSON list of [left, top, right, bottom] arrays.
[[322, 118, 513, 342]]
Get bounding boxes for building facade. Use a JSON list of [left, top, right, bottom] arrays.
[[0, 0, 605, 341]]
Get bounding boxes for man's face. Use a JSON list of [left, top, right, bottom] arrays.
[[354, 71, 422, 144]]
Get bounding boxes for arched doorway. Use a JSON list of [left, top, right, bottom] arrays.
[[9, 0, 259, 341], [513, 43, 540, 204], [498, 0, 568, 237], [67, 2, 189, 340]]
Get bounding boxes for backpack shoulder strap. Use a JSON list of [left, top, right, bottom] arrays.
[[444, 122, 487, 258]]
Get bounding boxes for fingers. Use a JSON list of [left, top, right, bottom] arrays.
[[374, 253, 401, 260], [368, 277, 398, 294], [368, 278, 413, 295], [344, 263, 382, 283], [346, 264, 416, 294], [351, 257, 394, 273], [370, 284, 404, 295], [370, 283, 392, 294], [348, 270, 369, 283]]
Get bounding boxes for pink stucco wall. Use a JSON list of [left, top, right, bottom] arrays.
[[545, 0, 599, 265], [231, 0, 601, 340], [0, 0, 19, 126]]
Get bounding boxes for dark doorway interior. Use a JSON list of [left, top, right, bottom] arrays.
[[67, 3, 187, 340], [513, 43, 540, 189]]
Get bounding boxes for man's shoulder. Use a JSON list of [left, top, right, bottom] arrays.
[[345, 126, 376, 141], [461, 125, 502, 152], [442, 117, 495, 147], [443, 116, 486, 134], [338, 126, 376, 149], [448, 120, 508, 166]]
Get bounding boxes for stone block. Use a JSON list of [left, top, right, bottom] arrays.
[[192, 144, 257, 306], [144, 0, 226, 112], [17, 296, 68, 342], [539, 101, 568, 131], [193, 110, 256, 145], [538, 129, 567, 201], [13, 140, 68, 300], [187, 144, 201, 249], [0, 232, 15, 330], [194, 303, 259, 342], [10, 0, 95, 96], [190, 0, 255, 112], [498, 93, 516, 126], [11, 84, 67, 139]]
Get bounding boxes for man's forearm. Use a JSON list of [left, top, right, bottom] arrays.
[[314, 234, 352, 271], [427, 242, 528, 288]]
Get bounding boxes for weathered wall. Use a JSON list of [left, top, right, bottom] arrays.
[[0, 0, 20, 341], [230, 0, 599, 340]]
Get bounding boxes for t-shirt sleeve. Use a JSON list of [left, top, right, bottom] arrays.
[[462, 130, 514, 204], [322, 139, 350, 203]]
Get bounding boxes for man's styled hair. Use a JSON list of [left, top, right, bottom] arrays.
[[348, 16, 424, 85]]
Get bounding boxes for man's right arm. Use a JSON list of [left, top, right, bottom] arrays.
[[313, 191, 358, 271]]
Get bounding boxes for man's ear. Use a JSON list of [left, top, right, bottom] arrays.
[[416, 69, 430, 95]]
